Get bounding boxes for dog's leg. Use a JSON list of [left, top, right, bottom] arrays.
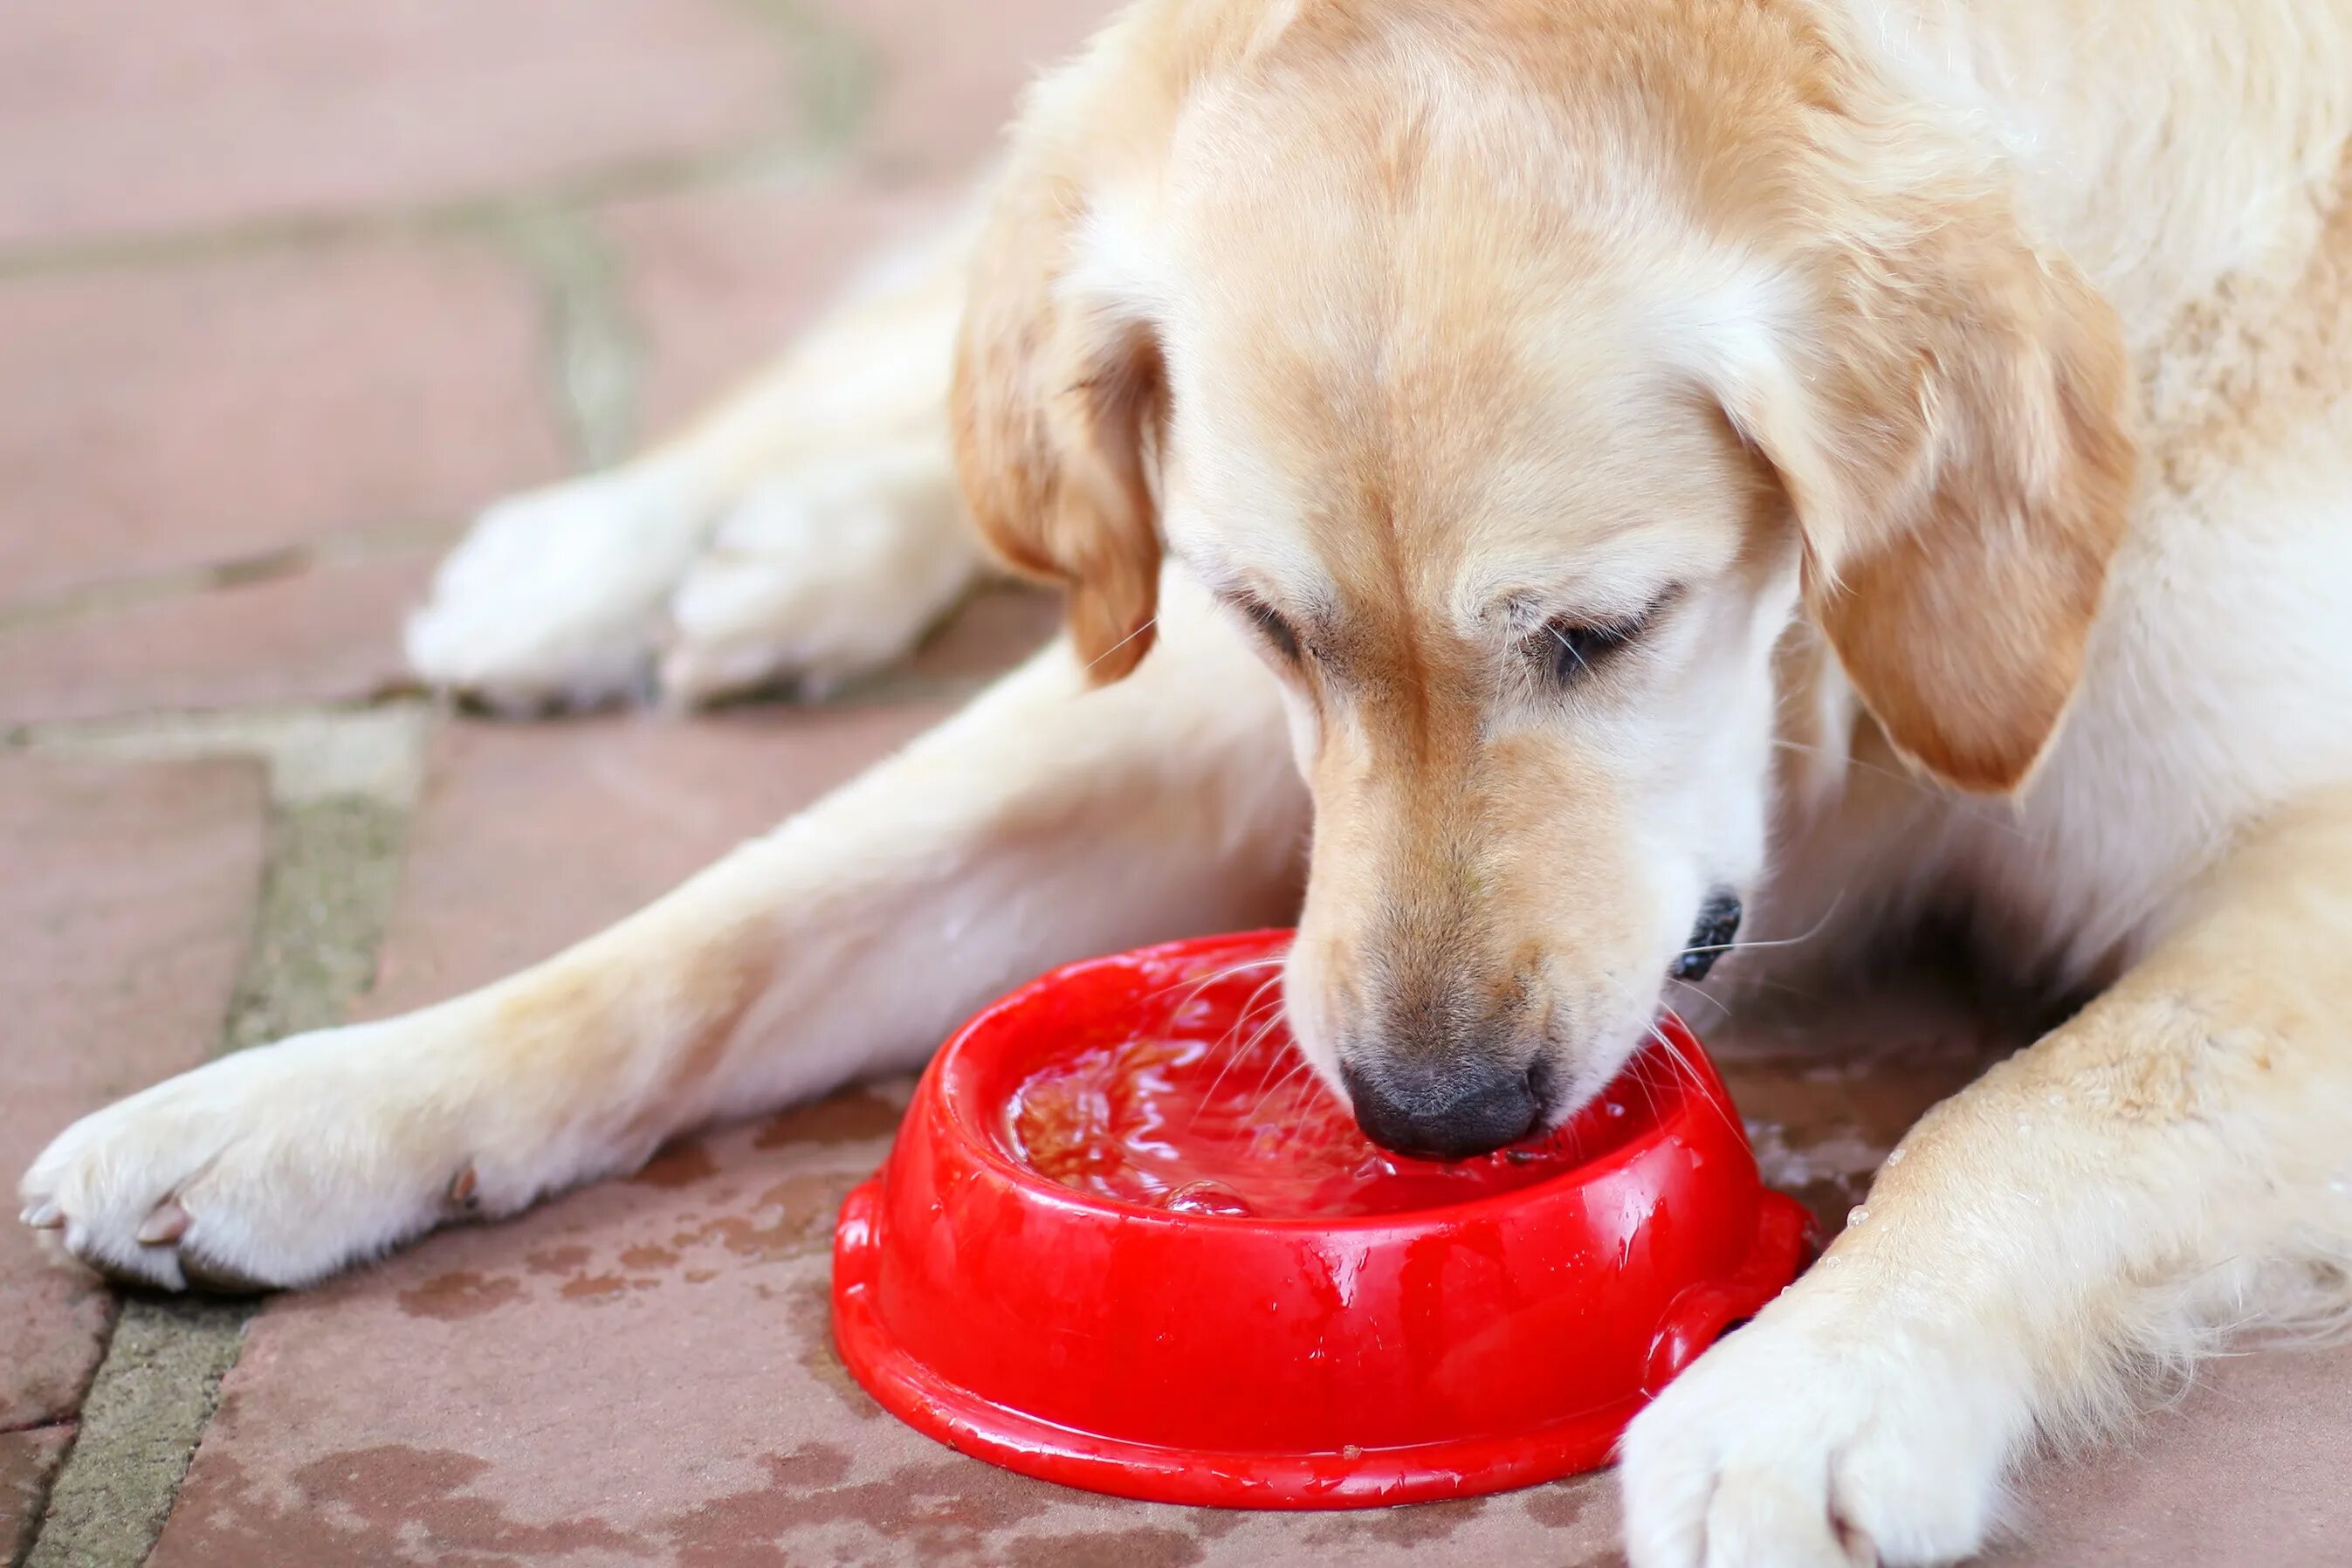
[[23, 578, 1303, 1290], [405, 203, 989, 711], [1620, 786, 2352, 1568]]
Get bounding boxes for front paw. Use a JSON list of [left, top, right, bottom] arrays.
[[657, 459, 981, 705], [405, 468, 707, 712], [1620, 1279, 2022, 1567], [18, 1024, 477, 1291]]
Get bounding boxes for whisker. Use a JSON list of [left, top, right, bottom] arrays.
[[1769, 736, 1918, 791], [1239, 994, 1289, 1050], [1149, 953, 1284, 1012], [1647, 1016, 1745, 1144], [1083, 615, 1160, 676], [1243, 1049, 1317, 1124], [1679, 891, 1847, 960], [1187, 975, 1287, 1123], [1216, 974, 1287, 1050], [1661, 977, 1735, 1021], [1548, 622, 1592, 676], [1237, 1009, 1300, 1090], [1771, 736, 2036, 845], [1622, 1030, 1668, 1130]]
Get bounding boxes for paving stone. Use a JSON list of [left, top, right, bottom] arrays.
[[0, 552, 437, 726], [0, 1427, 73, 1565], [0, 239, 560, 605], [0, 0, 801, 253], [815, 0, 1118, 177], [0, 758, 265, 1429], [1701, 977, 2025, 1238], [599, 176, 963, 437], [1993, 1344, 2352, 1568], [145, 1089, 1629, 1568]]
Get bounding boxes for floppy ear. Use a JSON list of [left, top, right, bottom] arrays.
[[1715, 197, 2135, 794], [952, 134, 1168, 682]]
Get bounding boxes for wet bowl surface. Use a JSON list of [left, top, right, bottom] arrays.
[[832, 930, 1812, 1508]]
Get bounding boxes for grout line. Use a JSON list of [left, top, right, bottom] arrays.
[[17, 1300, 245, 1568], [0, 523, 457, 636], [19, 704, 430, 808], [496, 206, 645, 473], [0, 139, 839, 285], [0, 0, 889, 289], [20, 708, 430, 1568], [5, 16, 887, 1559], [732, 0, 884, 154]]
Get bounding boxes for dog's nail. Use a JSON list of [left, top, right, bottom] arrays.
[[136, 1199, 191, 1246], [447, 1165, 478, 1209], [21, 1200, 62, 1229]]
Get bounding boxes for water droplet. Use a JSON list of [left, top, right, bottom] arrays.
[[1161, 1180, 1256, 1217], [1884, 1146, 1906, 1166], [1847, 1206, 1871, 1227], [1606, 1099, 1627, 1118], [2016, 1119, 2033, 1135], [2329, 1174, 2351, 1198], [2046, 1091, 2066, 1106], [1821, 1255, 1844, 1269], [1341, 1444, 1364, 1461]]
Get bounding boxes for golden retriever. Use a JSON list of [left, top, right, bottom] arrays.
[[24, 1, 2352, 1562]]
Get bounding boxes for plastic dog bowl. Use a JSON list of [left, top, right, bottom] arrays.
[[831, 930, 1811, 1508]]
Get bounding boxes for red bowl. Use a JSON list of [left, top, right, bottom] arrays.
[[832, 931, 1811, 1508]]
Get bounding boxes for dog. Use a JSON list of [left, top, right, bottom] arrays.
[[23, 1, 2352, 1562]]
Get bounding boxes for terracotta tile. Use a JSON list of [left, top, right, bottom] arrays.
[[0, 0, 800, 252], [145, 1094, 1630, 1568], [0, 239, 559, 605], [0, 552, 437, 726], [599, 175, 964, 436], [815, 0, 1118, 176], [1992, 1344, 2352, 1567], [0, 757, 265, 1429], [146, 1100, 913, 1568], [1702, 976, 2025, 1237], [0, 1427, 74, 1565]]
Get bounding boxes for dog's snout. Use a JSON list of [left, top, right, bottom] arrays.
[[1342, 1054, 1541, 1160]]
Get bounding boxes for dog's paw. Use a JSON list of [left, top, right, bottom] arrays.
[[408, 450, 983, 712], [406, 467, 708, 712], [18, 1024, 479, 1291], [1619, 1278, 2021, 1568], [659, 455, 984, 705]]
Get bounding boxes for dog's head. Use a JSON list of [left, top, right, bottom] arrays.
[[955, 0, 2133, 1156]]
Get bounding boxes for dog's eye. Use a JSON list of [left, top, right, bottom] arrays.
[[1540, 613, 1645, 684], [1238, 598, 1302, 663]]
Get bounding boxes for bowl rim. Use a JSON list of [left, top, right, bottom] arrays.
[[925, 928, 1722, 1237]]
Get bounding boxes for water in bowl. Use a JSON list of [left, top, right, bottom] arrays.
[[1004, 1007, 1657, 1218]]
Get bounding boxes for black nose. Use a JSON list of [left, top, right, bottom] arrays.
[[1342, 1056, 1541, 1160]]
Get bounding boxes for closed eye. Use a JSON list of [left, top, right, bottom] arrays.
[[1536, 592, 1675, 686], [1236, 596, 1303, 663]]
